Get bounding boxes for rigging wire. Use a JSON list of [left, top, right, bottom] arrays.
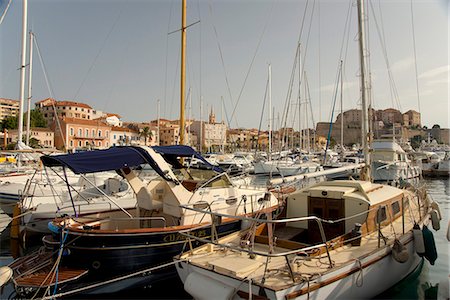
[[228, 1, 276, 128], [72, 2, 127, 102], [164, 0, 175, 119], [207, 0, 235, 127], [33, 34, 65, 149], [409, 0, 421, 114], [369, 0, 402, 111]]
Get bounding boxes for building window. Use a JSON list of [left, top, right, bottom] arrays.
[[85, 141, 89, 146], [106, 142, 109, 147], [98, 130, 102, 137], [98, 141, 101, 147], [85, 129, 89, 137], [78, 141, 82, 147], [70, 128, 74, 136], [113, 134, 116, 139], [106, 131, 109, 138], [70, 140, 73, 147], [92, 129, 96, 137], [78, 128, 82, 136]]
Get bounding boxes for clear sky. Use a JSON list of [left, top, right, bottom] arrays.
[[1, 0, 448, 130]]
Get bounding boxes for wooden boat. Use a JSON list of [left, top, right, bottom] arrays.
[[175, 180, 440, 299], [8, 145, 280, 297]]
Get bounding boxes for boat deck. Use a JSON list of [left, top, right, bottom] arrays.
[[179, 195, 424, 292], [11, 251, 88, 288]]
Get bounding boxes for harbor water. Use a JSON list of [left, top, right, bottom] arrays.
[[0, 178, 448, 299]]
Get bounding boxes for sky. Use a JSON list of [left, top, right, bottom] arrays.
[[0, 0, 448, 131]]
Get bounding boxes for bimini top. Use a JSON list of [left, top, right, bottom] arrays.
[[40, 145, 222, 177]]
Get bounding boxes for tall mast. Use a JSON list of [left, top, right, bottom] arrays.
[[157, 99, 160, 145], [26, 31, 33, 146], [340, 60, 344, 152], [179, 0, 186, 145], [17, 0, 28, 152], [357, 0, 371, 180], [268, 64, 272, 160]]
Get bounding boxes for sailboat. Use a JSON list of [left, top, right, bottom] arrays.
[[4, 1, 282, 297], [173, 1, 441, 298]]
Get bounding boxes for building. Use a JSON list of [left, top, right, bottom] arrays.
[[110, 126, 141, 146], [52, 117, 111, 151], [35, 98, 94, 124], [159, 123, 180, 146], [380, 108, 403, 125], [6, 127, 54, 148], [190, 108, 227, 152], [403, 110, 421, 127], [0, 98, 19, 121]]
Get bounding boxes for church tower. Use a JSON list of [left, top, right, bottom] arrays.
[[209, 107, 216, 124]]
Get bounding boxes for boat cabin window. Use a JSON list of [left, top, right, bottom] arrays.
[[201, 173, 232, 188], [391, 201, 401, 215], [372, 151, 395, 162], [376, 206, 387, 223]]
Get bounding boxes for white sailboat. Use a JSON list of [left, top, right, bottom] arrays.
[[173, 1, 441, 298]]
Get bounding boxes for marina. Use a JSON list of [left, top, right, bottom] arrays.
[[0, 0, 448, 299]]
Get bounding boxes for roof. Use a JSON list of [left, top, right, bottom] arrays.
[[59, 117, 110, 127], [54, 101, 92, 109], [111, 126, 139, 133], [0, 98, 19, 104], [37, 98, 92, 109], [106, 113, 122, 119]]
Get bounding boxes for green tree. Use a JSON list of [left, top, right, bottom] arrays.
[[1, 116, 18, 130], [28, 109, 47, 128], [1, 110, 47, 131], [29, 137, 41, 148], [140, 127, 151, 145]]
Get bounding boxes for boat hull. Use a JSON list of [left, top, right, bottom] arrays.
[[176, 233, 423, 300], [23, 220, 243, 296]]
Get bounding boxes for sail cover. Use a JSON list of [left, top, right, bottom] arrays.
[[40, 145, 222, 175]]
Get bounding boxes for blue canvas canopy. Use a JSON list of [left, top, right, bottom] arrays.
[[153, 145, 223, 173], [40, 146, 222, 177]]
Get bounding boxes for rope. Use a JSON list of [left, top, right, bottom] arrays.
[[354, 258, 364, 287], [41, 260, 181, 299]]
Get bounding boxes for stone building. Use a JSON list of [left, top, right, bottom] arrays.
[[0, 98, 19, 121], [36, 98, 94, 124]]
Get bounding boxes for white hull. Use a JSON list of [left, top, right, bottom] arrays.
[[372, 162, 421, 182], [176, 234, 422, 300]]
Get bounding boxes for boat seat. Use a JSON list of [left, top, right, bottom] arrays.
[[137, 186, 163, 211]]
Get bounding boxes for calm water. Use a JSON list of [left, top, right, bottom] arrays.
[[0, 178, 448, 299]]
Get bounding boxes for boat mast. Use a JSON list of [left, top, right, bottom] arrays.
[[26, 31, 33, 146], [17, 0, 28, 154], [179, 0, 186, 145], [340, 60, 344, 153], [357, 0, 371, 180], [268, 64, 272, 160], [157, 99, 160, 145]]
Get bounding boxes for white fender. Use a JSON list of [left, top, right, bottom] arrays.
[[413, 224, 425, 254], [431, 209, 440, 231], [0, 266, 12, 288], [446, 220, 450, 242], [430, 202, 442, 220], [392, 239, 409, 263]]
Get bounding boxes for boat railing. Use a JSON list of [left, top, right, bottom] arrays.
[[180, 195, 421, 272]]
